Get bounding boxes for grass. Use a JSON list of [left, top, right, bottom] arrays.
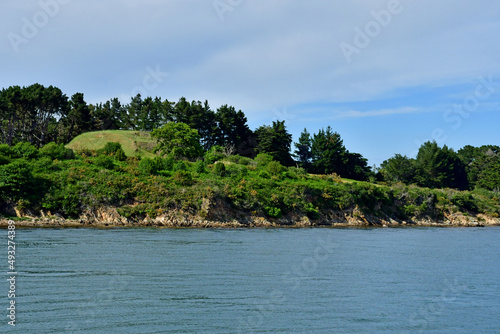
[[66, 130, 157, 158]]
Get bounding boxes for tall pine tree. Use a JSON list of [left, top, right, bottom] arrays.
[[294, 128, 313, 169], [255, 120, 293, 166]]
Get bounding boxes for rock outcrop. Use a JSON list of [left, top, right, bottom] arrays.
[[1, 205, 499, 228]]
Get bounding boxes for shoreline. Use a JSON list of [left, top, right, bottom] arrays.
[[2, 212, 499, 229]]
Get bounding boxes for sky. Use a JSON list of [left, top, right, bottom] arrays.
[[1, 0, 499, 166]]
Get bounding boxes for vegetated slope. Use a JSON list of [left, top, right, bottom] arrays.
[[1, 147, 499, 228], [66, 130, 157, 158]]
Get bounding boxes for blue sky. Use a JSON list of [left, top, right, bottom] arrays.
[[1, 0, 499, 166]]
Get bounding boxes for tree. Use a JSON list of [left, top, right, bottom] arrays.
[[214, 104, 254, 155], [415, 141, 468, 189], [380, 154, 417, 184], [476, 155, 500, 191], [254, 120, 294, 166], [0, 84, 68, 146], [172, 98, 218, 150], [151, 122, 203, 160], [90, 98, 128, 131], [294, 128, 313, 169], [458, 145, 500, 189], [311, 126, 347, 175], [126, 94, 143, 130], [62, 93, 92, 142], [344, 151, 371, 181]]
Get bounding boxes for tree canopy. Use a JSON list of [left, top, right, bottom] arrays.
[[1, 83, 497, 191], [255, 120, 294, 166], [151, 122, 203, 160]]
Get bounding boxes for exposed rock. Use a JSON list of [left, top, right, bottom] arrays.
[[1, 205, 499, 228]]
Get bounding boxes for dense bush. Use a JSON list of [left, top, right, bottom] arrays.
[[101, 142, 122, 155], [214, 162, 226, 177], [265, 206, 282, 218], [173, 161, 188, 171], [100, 142, 126, 161], [205, 145, 225, 164], [254, 153, 273, 167], [94, 156, 115, 170], [10, 142, 39, 159], [267, 161, 284, 176], [451, 193, 478, 211], [1, 140, 499, 223], [195, 160, 206, 174], [0, 159, 34, 201], [173, 170, 194, 186], [138, 157, 166, 175], [0, 144, 11, 157], [40, 142, 75, 160], [0, 155, 10, 166]]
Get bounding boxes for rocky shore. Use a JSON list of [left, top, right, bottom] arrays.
[[1, 206, 499, 228]]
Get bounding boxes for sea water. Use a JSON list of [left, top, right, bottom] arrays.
[[5, 227, 500, 333]]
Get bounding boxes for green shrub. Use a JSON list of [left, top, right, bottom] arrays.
[[0, 144, 11, 157], [267, 161, 284, 176], [45, 190, 81, 218], [10, 142, 38, 159], [77, 148, 94, 157], [225, 155, 243, 164], [452, 193, 478, 211], [114, 148, 127, 161], [0, 159, 34, 201], [173, 161, 188, 171], [305, 203, 320, 219], [404, 204, 417, 217], [163, 155, 175, 170], [195, 160, 206, 173], [255, 153, 273, 167], [214, 162, 226, 177], [265, 206, 282, 218], [258, 170, 271, 179], [40, 142, 75, 160], [205, 145, 225, 164], [173, 170, 194, 186], [225, 164, 248, 180], [0, 155, 10, 166], [102, 142, 123, 155], [94, 156, 115, 170], [238, 156, 253, 166], [138, 157, 166, 175], [290, 167, 307, 178]]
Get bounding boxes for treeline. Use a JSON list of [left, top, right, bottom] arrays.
[[380, 143, 500, 191], [1, 84, 499, 191], [0, 84, 253, 154], [0, 83, 372, 180]]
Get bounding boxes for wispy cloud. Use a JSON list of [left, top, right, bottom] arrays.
[[333, 107, 421, 119]]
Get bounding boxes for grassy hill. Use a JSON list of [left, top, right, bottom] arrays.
[[66, 130, 157, 158]]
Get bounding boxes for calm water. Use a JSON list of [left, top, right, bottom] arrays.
[[4, 227, 500, 333]]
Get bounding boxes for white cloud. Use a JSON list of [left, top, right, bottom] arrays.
[[1, 0, 499, 123]]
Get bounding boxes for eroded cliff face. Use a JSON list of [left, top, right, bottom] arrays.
[[1, 203, 499, 228]]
